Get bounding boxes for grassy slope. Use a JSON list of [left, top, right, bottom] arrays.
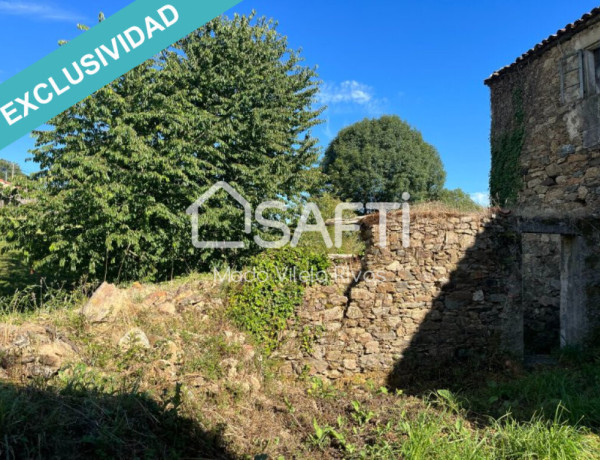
[[0, 276, 598, 459]]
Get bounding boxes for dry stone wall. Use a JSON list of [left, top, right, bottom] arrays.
[[281, 210, 521, 381]]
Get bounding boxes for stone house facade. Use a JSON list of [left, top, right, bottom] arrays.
[[485, 7, 600, 358]]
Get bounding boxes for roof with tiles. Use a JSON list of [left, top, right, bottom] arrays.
[[485, 7, 600, 84]]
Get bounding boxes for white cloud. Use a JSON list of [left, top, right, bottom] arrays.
[[318, 80, 374, 105], [0, 1, 83, 21], [470, 192, 490, 207], [317, 80, 388, 117]]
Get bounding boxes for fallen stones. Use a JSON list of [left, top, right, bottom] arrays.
[[157, 301, 177, 315], [81, 282, 126, 323], [0, 324, 77, 379], [220, 358, 239, 379], [118, 328, 151, 351]]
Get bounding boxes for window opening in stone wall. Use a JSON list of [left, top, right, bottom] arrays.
[[582, 45, 600, 96], [593, 47, 600, 91], [560, 47, 600, 103]]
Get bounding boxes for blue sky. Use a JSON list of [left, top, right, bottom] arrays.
[[1, 1, 599, 205]]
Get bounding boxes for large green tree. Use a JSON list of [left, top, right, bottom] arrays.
[[322, 116, 445, 203], [1, 14, 322, 283]]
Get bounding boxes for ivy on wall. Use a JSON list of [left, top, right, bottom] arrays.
[[490, 87, 525, 206], [228, 247, 331, 355]]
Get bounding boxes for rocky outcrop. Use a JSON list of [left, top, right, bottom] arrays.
[[118, 328, 151, 351], [0, 280, 248, 387]]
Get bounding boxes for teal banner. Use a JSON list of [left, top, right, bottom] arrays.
[[0, 0, 242, 151]]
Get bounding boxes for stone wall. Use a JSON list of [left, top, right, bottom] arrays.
[[281, 210, 521, 381]]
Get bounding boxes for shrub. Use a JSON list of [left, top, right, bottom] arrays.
[[294, 192, 365, 255], [228, 247, 330, 354], [437, 188, 483, 212]]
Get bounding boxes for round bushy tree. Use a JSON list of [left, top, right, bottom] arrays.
[[322, 115, 446, 203]]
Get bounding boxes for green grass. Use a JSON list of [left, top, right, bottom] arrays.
[[0, 256, 598, 458], [0, 239, 90, 321], [306, 388, 600, 459], [466, 360, 600, 430], [0, 280, 89, 322], [490, 411, 597, 460], [181, 335, 242, 380], [3, 369, 597, 459]]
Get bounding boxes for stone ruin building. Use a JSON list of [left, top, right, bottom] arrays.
[[280, 8, 600, 383], [485, 7, 600, 359]]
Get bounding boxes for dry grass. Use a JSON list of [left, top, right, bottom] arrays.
[[0, 276, 599, 459], [362, 201, 495, 227], [409, 201, 492, 217]]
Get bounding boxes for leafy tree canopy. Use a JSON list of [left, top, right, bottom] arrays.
[[0, 159, 25, 180], [321, 115, 446, 203], [1, 13, 322, 283]]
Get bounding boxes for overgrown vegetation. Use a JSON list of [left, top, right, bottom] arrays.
[[0, 276, 596, 458], [437, 188, 484, 212], [468, 359, 600, 429], [228, 247, 330, 354], [0, 279, 89, 319], [490, 87, 525, 206], [0, 13, 323, 284], [0, 159, 24, 181], [305, 387, 598, 459], [0, 8, 583, 459], [0, 376, 230, 459]]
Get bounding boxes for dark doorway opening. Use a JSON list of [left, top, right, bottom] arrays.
[[522, 233, 561, 356]]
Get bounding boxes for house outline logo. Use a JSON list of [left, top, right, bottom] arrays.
[[186, 181, 252, 249], [187, 182, 411, 250]]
